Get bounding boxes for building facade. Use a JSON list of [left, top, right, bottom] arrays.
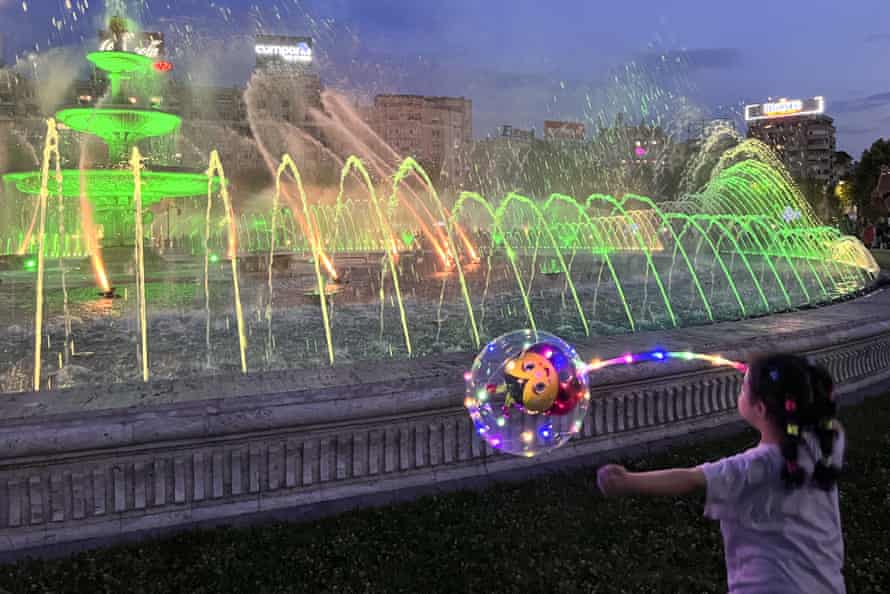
[[544, 120, 585, 142], [251, 35, 322, 129], [0, 69, 36, 118], [745, 97, 836, 183], [496, 124, 535, 144], [367, 94, 472, 182]]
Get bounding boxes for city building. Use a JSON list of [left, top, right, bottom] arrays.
[[0, 69, 36, 118], [496, 124, 535, 144], [745, 97, 836, 183], [685, 119, 736, 148], [251, 35, 322, 128], [593, 117, 669, 167], [544, 120, 585, 142], [367, 94, 472, 181], [168, 84, 248, 126]]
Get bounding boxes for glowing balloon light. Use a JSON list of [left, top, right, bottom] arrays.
[[464, 330, 746, 457], [464, 331, 590, 458]]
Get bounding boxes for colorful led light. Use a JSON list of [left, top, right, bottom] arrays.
[[580, 349, 747, 374], [463, 331, 746, 459]]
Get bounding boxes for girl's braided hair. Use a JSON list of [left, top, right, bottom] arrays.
[[746, 353, 840, 490]]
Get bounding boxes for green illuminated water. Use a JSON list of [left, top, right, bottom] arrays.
[[0, 47, 881, 390]]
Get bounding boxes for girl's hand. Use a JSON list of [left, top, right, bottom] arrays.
[[597, 464, 630, 497]]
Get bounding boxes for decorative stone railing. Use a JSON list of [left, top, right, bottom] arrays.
[[0, 305, 888, 559]]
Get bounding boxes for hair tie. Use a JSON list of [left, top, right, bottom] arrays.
[[785, 399, 797, 413], [786, 423, 799, 436]]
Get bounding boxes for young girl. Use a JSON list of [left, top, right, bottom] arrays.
[[597, 353, 845, 593]]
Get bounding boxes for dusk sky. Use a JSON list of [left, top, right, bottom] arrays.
[[2, 0, 890, 156]]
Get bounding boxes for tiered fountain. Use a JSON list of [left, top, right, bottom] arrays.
[[3, 18, 218, 263]]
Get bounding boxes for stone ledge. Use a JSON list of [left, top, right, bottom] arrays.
[[0, 316, 888, 460], [0, 289, 886, 557]]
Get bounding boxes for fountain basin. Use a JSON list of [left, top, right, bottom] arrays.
[[86, 51, 154, 75], [3, 169, 221, 208], [56, 107, 181, 147]]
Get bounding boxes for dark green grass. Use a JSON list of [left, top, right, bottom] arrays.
[[2, 393, 890, 594]]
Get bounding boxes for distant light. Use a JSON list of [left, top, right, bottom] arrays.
[[153, 60, 174, 73], [24, 258, 36, 270]]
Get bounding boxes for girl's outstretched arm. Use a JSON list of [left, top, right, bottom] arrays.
[[597, 464, 706, 497]]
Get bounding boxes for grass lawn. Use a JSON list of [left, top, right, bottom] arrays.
[[2, 393, 889, 594]]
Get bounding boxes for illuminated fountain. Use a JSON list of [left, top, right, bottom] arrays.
[[0, 38, 880, 394], [3, 29, 219, 275]]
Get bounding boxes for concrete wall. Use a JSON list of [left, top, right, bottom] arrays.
[[0, 315, 888, 560]]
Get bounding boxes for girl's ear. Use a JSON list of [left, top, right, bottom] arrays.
[[753, 399, 768, 421]]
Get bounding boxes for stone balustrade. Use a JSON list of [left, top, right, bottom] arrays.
[[0, 291, 888, 559]]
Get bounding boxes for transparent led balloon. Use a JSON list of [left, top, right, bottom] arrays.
[[464, 330, 590, 457]]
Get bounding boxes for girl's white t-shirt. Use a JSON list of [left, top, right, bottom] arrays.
[[698, 432, 846, 594]]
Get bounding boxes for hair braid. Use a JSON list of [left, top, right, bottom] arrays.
[[779, 379, 807, 489], [748, 354, 841, 490], [809, 364, 840, 491]]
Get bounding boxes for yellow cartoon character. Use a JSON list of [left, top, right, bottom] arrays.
[[501, 342, 586, 416], [503, 345, 562, 414]]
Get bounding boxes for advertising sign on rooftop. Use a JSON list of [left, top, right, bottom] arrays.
[[744, 97, 825, 121], [255, 35, 313, 64]]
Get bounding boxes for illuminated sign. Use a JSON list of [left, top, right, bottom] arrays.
[[763, 99, 802, 116], [99, 31, 165, 58], [255, 36, 313, 64], [745, 97, 825, 121]]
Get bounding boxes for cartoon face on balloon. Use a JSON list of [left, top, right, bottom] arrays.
[[502, 344, 585, 415]]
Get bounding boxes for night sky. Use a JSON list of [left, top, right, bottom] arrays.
[[2, 0, 889, 156]]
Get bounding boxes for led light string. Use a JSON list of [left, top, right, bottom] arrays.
[[461, 337, 749, 458], [583, 349, 748, 375]]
